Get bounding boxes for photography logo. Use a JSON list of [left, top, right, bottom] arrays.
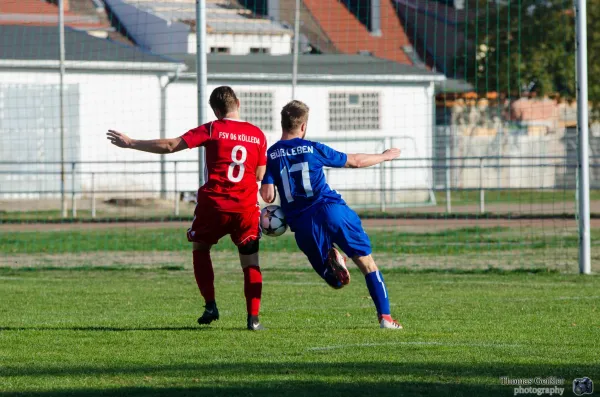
[[573, 377, 593, 396], [501, 376, 566, 395]]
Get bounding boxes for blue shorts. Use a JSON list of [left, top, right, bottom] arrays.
[[290, 203, 372, 279]]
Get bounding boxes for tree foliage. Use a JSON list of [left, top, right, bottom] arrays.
[[458, 0, 599, 110]]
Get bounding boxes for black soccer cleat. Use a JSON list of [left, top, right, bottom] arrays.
[[247, 315, 265, 331], [197, 301, 219, 325]]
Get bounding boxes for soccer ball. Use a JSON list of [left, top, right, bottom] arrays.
[[260, 205, 288, 237]]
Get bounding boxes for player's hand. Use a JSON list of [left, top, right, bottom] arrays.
[[107, 130, 132, 148], [382, 148, 401, 161]]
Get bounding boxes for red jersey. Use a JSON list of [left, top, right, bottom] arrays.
[[181, 119, 267, 213]]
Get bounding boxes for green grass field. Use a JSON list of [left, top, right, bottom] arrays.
[[1, 225, 599, 396], [1, 225, 592, 271], [1, 267, 599, 396], [0, 226, 581, 254]]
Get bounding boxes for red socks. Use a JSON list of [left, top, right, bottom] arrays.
[[243, 265, 262, 316], [193, 251, 262, 316], [193, 250, 215, 303]]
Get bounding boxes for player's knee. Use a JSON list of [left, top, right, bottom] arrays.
[[238, 239, 259, 255], [193, 241, 211, 252]]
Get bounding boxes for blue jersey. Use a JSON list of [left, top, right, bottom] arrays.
[[263, 138, 347, 220]]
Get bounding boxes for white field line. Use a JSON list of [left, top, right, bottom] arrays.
[[257, 281, 326, 286], [221, 279, 326, 286], [385, 296, 600, 305], [0, 276, 68, 281], [412, 280, 582, 288], [507, 295, 600, 302], [353, 296, 600, 309], [308, 341, 525, 351]]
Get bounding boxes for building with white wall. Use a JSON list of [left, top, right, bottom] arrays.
[[0, 25, 184, 200], [0, 25, 444, 207], [103, 0, 293, 56]]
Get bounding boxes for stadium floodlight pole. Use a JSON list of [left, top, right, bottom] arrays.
[[291, 0, 300, 100], [58, 0, 67, 218], [196, 0, 207, 186], [575, 0, 591, 274]]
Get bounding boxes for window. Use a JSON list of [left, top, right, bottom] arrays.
[[329, 92, 380, 131], [348, 94, 360, 106], [250, 47, 270, 54], [210, 47, 230, 54], [238, 91, 274, 132]]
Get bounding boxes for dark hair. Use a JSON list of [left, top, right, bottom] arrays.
[[209, 86, 238, 115], [281, 100, 309, 131]]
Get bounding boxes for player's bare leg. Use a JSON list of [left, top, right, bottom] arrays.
[[238, 240, 264, 331], [351, 255, 403, 329], [193, 241, 219, 325]]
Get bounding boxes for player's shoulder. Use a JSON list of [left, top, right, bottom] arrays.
[[300, 139, 329, 153], [267, 138, 322, 161], [267, 140, 282, 151], [303, 139, 324, 147], [211, 119, 267, 146], [223, 119, 265, 136]]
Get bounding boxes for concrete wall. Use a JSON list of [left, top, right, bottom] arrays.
[[450, 134, 565, 189], [437, 98, 568, 190]]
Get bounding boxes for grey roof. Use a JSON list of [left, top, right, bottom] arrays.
[[123, 0, 291, 35], [0, 25, 182, 70], [176, 54, 444, 81]]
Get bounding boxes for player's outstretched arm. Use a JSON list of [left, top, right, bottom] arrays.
[[107, 130, 188, 154], [260, 184, 276, 203], [345, 148, 400, 168]]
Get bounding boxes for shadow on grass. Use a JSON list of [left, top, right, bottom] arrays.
[[0, 362, 597, 397], [0, 382, 511, 397], [0, 326, 233, 332]]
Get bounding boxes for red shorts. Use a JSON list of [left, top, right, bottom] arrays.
[[187, 206, 261, 246]]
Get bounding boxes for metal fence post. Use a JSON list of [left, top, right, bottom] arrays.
[[59, 0, 67, 219], [380, 139, 386, 212], [445, 140, 452, 213], [575, 0, 591, 274], [575, 166, 579, 218], [70, 162, 77, 218], [91, 172, 96, 219], [174, 161, 179, 216], [479, 157, 485, 214], [196, 0, 207, 188], [389, 137, 395, 206]]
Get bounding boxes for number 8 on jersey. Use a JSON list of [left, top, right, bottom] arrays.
[[228, 145, 247, 183]]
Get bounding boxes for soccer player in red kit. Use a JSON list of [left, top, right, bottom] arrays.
[[107, 86, 267, 330]]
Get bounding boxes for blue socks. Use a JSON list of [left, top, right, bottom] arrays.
[[365, 270, 391, 316]]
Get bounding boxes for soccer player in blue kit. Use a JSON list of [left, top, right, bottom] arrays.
[[260, 100, 403, 329]]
